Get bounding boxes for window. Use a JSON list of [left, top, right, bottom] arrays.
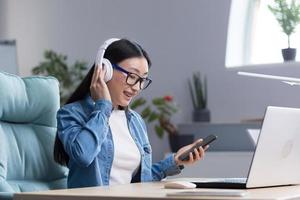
[[226, 0, 300, 67]]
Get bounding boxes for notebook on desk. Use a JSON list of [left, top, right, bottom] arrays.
[[193, 106, 300, 189]]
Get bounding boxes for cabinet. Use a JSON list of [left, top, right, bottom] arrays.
[[178, 122, 261, 151], [172, 151, 254, 178], [168, 123, 260, 178]]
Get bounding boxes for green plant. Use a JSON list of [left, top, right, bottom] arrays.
[[131, 95, 178, 139], [32, 50, 88, 104], [268, 0, 300, 48], [188, 72, 207, 110]]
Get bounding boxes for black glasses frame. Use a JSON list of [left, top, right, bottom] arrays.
[[112, 64, 152, 90]]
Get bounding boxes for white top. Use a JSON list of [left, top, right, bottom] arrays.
[[109, 110, 141, 185]]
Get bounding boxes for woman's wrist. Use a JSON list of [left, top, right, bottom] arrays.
[[174, 153, 185, 170], [174, 153, 180, 166]]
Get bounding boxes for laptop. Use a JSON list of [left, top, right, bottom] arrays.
[[193, 106, 300, 189]]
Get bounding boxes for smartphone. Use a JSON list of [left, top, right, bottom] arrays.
[[178, 134, 217, 161]]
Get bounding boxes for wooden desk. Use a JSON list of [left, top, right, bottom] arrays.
[[13, 180, 300, 200]]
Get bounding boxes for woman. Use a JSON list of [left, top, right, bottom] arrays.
[[53, 38, 207, 188]]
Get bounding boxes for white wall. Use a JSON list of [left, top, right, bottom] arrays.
[[2, 0, 300, 161]]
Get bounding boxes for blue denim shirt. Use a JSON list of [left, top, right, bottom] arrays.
[[57, 95, 182, 188]]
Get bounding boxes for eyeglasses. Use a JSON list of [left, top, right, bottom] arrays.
[[112, 64, 152, 90]]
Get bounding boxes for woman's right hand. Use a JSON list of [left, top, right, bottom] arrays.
[[90, 64, 111, 102]]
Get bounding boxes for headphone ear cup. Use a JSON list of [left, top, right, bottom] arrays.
[[102, 58, 113, 82]]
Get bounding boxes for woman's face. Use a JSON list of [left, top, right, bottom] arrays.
[[107, 57, 149, 108]]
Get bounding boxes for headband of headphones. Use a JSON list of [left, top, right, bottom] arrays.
[[95, 38, 120, 66]]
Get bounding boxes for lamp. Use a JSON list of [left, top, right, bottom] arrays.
[[238, 71, 300, 86]]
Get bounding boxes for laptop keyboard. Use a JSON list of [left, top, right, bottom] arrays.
[[192, 178, 248, 189], [221, 178, 247, 183]]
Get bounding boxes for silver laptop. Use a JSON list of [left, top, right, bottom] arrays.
[[193, 106, 300, 189]]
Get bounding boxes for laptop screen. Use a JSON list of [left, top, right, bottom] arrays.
[[246, 106, 300, 188]]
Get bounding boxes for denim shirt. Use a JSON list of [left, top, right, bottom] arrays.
[[56, 95, 182, 188]]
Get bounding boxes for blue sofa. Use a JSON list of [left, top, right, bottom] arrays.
[[0, 71, 68, 200]]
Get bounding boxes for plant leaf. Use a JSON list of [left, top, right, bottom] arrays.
[[130, 97, 146, 109], [31, 49, 88, 105], [188, 79, 197, 109], [147, 111, 159, 123], [152, 98, 164, 105], [155, 125, 164, 139], [141, 106, 151, 119]]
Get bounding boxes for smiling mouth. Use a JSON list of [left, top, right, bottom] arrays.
[[123, 91, 135, 100]]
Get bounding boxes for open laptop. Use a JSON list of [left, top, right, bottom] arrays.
[[192, 106, 300, 189]]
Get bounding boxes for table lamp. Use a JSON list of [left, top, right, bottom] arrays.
[[238, 71, 300, 86]]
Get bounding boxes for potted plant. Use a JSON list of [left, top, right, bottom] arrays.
[[131, 95, 194, 152], [268, 0, 300, 61], [32, 50, 87, 104], [188, 71, 210, 122]]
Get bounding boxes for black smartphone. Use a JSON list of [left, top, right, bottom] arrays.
[[178, 134, 217, 161]]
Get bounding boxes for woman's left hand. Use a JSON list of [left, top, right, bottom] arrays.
[[174, 139, 208, 166]]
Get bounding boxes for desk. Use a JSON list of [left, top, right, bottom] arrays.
[[13, 180, 300, 200]]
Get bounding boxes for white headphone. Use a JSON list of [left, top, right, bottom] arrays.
[[95, 38, 120, 82]]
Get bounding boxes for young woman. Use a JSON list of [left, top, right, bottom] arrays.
[[53, 38, 207, 188]]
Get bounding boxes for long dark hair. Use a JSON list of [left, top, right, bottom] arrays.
[[54, 39, 152, 165]]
